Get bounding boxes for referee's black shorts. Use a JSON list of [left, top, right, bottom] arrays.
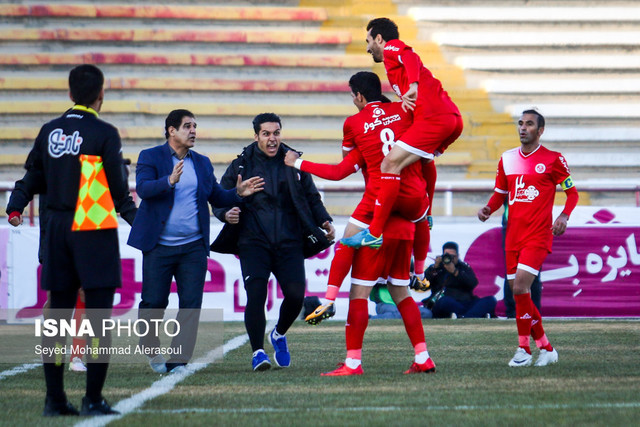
[[41, 210, 122, 292]]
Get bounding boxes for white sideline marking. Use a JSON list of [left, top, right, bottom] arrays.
[[0, 363, 39, 380], [73, 324, 266, 427], [137, 401, 640, 415]]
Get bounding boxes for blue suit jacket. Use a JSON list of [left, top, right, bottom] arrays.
[[127, 142, 239, 252]]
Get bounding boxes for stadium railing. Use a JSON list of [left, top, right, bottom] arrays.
[[3, 180, 639, 225]]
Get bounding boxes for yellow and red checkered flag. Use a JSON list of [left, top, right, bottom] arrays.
[[72, 154, 118, 231]]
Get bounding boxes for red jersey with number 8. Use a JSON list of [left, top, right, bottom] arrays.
[[342, 101, 425, 198]]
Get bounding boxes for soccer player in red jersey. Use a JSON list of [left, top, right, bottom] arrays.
[[342, 17, 463, 249], [321, 215, 436, 376], [478, 110, 579, 367], [285, 72, 433, 323]]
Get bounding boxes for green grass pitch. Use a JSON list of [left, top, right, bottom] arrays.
[[0, 319, 639, 426]]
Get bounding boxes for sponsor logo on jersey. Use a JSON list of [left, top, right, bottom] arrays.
[[384, 45, 400, 52], [535, 163, 546, 173], [48, 128, 83, 158], [363, 114, 402, 134], [509, 175, 540, 205]]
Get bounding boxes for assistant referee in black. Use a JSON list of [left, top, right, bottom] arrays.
[[7, 64, 136, 417]]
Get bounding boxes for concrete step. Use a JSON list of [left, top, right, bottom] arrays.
[[482, 78, 640, 95], [454, 54, 640, 73], [0, 27, 352, 46], [0, 3, 325, 22], [503, 102, 640, 120], [431, 31, 640, 51], [0, 50, 372, 69], [406, 6, 640, 24]]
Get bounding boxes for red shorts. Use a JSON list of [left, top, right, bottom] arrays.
[[351, 240, 412, 286], [350, 191, 429, 229], [505, 246, 550, 280], [395, 112, 463, 159], [350, 192, 376, 228]]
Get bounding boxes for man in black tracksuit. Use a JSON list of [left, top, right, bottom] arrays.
[[212, 113, 334, 371], [7, 65, 136, 416]]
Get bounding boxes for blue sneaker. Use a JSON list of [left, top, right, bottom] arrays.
[[340, 228, 383, 249], [252, 350, 271, 371], [269, 328, 291, 368]]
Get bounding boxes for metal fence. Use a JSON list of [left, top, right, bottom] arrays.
[[2, 179, 639, 226]]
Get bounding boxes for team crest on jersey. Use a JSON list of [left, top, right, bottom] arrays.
[[535, 163, 546, 173], [372, 106, 386, 118], [48, 128, 83, 158], [509, 175, 539, 205]]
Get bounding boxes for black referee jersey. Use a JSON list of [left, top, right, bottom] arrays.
[[25, 106, 136, 223]]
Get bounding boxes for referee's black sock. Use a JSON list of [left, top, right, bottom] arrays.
[[43, 363, 65, 402], [86, 363, 109, 403]]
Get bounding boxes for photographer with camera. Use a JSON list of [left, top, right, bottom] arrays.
[[422, 241, 496, 318]]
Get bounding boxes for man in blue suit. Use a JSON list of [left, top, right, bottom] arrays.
[[128, 109, 264, 374]]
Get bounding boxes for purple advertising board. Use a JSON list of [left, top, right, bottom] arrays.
[[467, 226, 640, 317]]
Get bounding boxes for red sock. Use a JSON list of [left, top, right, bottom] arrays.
[[531, 304, 553, 351], [514, 293, 533, 353], [326, 243, 355, 298], [345, 298, 369, 353], [413, 221, 430, 274], [422, 160, 437, 213], [71, 294, 85, 359], [369, 173, 401, 237], [397, 297, 426, 350]]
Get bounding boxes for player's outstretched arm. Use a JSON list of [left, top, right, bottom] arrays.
[[287, 149, 363, 181]]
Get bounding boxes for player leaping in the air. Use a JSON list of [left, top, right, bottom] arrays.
[[342, 17, 463, 250], [321, 215, 436, 376], [285, 71, 433, 324]]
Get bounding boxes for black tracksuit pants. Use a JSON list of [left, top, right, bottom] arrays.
[[238, 243, 306, 352]]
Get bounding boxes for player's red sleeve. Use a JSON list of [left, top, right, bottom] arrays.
[[342, 117, 356, 151], [298, 150, 361, 181], [494, 158, 508, 193], [487, 191, 506, 213], [422, 160, 437, 215], [400, 48, 422, 84], [487, 158, 508, 213], [562, 186, 579, 217]]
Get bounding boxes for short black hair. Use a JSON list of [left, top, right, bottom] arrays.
[[165, 109, 195, 139], [348, 71, 388, 103], [522, 109, 545, 129], [252, 112, 282, 134], [68, 64, 104, 107], [367, 17, 399, 42], [442, 241, 459, 254]]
